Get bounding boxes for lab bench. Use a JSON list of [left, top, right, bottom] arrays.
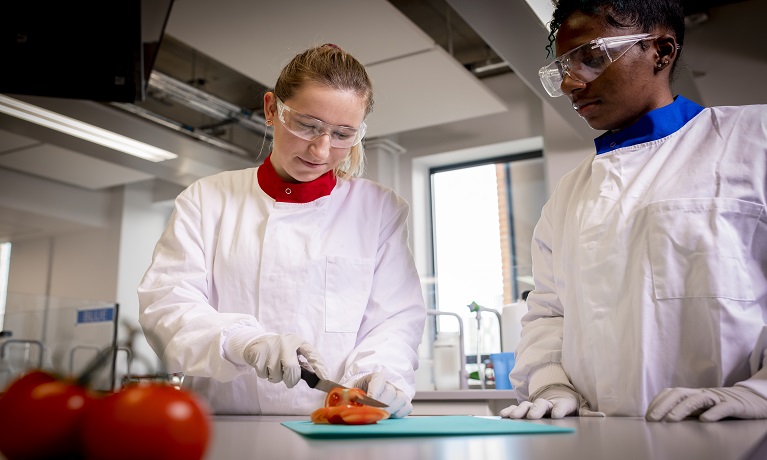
[[205, 415, 767, 460], [412, 389, 517, 416]]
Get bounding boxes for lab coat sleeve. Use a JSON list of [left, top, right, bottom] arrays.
[[138, 183, 266, 381], [510, 197, 571, 402], [340, 191, 426, 400], [736, 327, 767, 398]]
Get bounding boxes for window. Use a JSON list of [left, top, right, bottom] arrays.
[[0, 242, 10, 333], [428, 151, 546, 376]]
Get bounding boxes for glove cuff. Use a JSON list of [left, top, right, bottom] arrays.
[[528, 362, 573, 397], [223, 327, 271, 365], [735, 367, 767, 400]]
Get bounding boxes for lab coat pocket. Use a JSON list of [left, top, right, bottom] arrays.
[[325, 256, 375, 332], [647, 198, 761, 301]]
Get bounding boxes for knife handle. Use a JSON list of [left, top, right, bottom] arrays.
[[300, 366, 319, 388]]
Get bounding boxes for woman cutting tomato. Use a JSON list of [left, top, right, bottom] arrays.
[[137, 43, 426, 419]]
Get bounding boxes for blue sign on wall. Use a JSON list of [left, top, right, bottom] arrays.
[[76, 307, 115, 324]]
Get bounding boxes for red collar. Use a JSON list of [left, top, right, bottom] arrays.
[[257, 154, 337, 203]]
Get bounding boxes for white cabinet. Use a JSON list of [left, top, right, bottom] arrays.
[[412, 390, 517, 416]]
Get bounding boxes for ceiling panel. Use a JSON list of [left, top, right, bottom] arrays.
[[0, 143, 153, 190], [165, 0, 508, 138], [0, 129, 39, 153], [365, 46, 507, 136], [166, 0, 435, 83]]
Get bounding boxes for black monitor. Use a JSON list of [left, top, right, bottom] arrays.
[[0, 0, 174, 103]]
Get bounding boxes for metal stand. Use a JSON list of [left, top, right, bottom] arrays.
[[426, 310, 469, 389]]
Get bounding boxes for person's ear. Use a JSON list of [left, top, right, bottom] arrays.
[[654, 34, 678, 70], [263, 92, 277, 124]]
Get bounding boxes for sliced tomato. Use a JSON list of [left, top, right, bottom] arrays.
[[310, 407, 330, 424], [325, 406, 350, 424], [324, 387, 366, 407], [336, 406, 389, 425], [313, 386, 390, 425], [311, 404, 389, 425]]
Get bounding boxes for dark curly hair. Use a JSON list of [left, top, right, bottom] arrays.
[[546, 0, 685, 59]]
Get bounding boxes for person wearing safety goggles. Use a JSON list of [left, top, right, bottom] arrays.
[[138, 44, 425, 419], [501, 0, 767, 422]]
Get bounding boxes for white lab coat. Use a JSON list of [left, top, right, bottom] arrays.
[[511, 101, 767, 416], [138, 167, 426, 414]]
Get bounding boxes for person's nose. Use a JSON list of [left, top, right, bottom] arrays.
[[308, 132, 332, 159], [560, 71, 586, 95]]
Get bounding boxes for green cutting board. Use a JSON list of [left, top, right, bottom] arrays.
[[282, 415, 575, 438]]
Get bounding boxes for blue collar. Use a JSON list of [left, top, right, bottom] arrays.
[[594, 95, 704, 155]]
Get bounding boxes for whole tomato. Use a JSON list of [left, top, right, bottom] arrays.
[[0, 369, 57, 399], [81, 381, 211, 460], [0, 370, 95, 460]]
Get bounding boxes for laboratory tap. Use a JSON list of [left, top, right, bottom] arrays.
[[467, 301, 503, 389]]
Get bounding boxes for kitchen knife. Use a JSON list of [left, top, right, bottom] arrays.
[[299, 366, 389, 408]]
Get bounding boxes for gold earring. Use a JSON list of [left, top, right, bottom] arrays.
[[266, 119, 273, 126]]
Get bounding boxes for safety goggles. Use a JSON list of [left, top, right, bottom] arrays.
[[276, 98, 366, 148], [539, 33, 657, 97]]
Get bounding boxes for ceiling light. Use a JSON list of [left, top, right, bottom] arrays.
[[147, 72, 269, 135], [0, 94, 178, 162]]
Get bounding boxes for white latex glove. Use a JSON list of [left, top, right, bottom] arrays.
[[243, 334, 328, 388], [500, 385, 605, 419], [646, 386, 767, 422], [348, 372, 412, 418]]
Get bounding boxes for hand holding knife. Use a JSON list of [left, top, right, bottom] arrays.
[[299, 363, 388, 408]]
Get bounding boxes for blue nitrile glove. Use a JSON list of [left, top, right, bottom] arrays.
[[500, 384, 605, 419], [348, 372, 412, 418], [646, 386, 767, 422], [243, 334, 328, 388]]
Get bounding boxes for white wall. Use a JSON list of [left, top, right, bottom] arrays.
[[541, 103, 594, 196], [114, 180, 176, 374], [5, 170, 120, 302], [3, 171, 175, 377]]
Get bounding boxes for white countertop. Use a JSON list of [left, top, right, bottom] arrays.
[[205, 415, 767, 460]]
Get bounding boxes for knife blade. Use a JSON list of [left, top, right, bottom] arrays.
[[299, 366, 389, 408]]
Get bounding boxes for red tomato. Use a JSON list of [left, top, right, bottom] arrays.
[[334, 406, 389, 425], [0, 370, 57, 398], [325, 387, 367, 407], [310, 406, 330, 423], [311, 387, 390, 425], [81, 382, 211, 460], [311, 404, 389, 425], [0, 371, 95, 460]]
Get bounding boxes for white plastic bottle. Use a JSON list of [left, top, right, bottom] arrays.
[[432, 332, 461, 391], [501, 300, 526, 353]]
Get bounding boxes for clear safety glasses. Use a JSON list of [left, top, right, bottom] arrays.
[[276, 98, 367, 148], [539, 33, 658, 97]]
